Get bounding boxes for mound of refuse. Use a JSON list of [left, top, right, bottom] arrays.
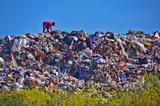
[[0, 30, 159, 91]]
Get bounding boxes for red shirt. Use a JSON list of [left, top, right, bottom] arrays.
[[43, 21, 54, 28]]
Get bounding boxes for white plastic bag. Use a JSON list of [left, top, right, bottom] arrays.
[[0, 57, 4, 63]]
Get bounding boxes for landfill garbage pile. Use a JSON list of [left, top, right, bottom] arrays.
[[0, 30, 160, 91]]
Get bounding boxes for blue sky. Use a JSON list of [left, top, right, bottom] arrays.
[[0, 0, 160, 36]]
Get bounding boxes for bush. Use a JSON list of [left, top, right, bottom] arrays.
[[0, 88, 105, 106], [0, 89, 51, 106]]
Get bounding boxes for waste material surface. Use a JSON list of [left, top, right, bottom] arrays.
[[0, 30, 159, 91]]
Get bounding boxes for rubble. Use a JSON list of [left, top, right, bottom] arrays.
[[0, 30, 159, 91]]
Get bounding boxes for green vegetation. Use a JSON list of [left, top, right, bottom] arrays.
[[0, 73, 160, 106], [127, 30, 147, 36]]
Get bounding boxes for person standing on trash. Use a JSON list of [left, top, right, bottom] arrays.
[[43, 21, 55, 33]]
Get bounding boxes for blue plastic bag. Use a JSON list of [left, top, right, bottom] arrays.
[[76, 67, 83, 80], [120, 72, 126, 81], [60, 65, 66, 73]]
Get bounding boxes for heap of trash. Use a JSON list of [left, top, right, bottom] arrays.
[[0, 30, 159, 91]]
